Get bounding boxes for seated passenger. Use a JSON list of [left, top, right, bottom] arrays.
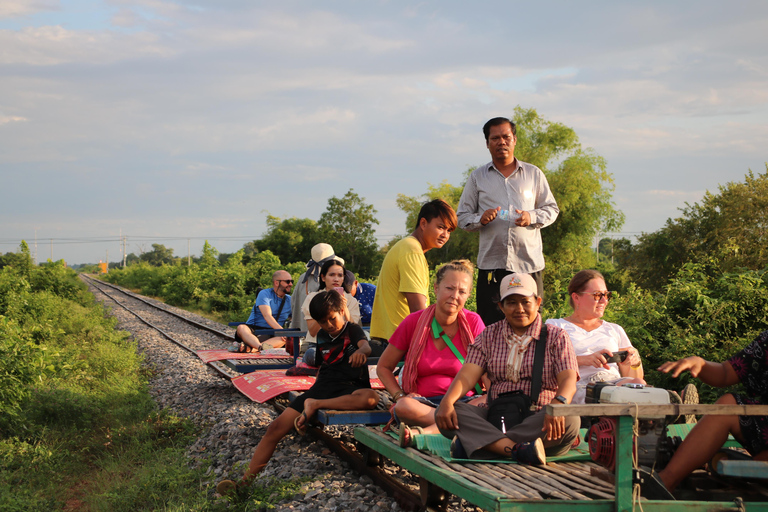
[[301, 259, 361, 358], [376, 260, 485, 447], [436, 273, 579, 465], [217, 291, 378, 495], [345, 270, 375, 326], [234, 270, 293, 352], [649, 330, 768, 497], [290, 243, 342, 331], [546, 269, 645, 404]]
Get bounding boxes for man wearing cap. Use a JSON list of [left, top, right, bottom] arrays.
[[435, 273, 579, 465], [234, 270, 293, 352], [457, 117, 559, 326], [290, 243, 342, 332]]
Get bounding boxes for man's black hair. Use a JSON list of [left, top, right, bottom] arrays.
[[414, 198, 457, 231], [309, 290, 345, 322], [483, 117, 516, 142]]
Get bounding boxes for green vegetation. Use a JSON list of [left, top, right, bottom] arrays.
[[0, 245, 314, 511]]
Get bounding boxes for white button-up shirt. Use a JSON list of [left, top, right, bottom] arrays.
[[457, 160, 559, 273]]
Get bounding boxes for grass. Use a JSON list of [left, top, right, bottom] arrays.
[[0, 270, 310, 511]]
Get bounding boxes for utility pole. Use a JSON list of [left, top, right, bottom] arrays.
[[188, 239, 191, 266], [123, 236, 127, 267]]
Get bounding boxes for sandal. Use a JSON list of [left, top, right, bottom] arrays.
[[294, 411, 308, 435], [398, 423, 424, 448]]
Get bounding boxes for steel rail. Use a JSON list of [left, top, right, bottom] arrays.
[[82, 274, 426, 510]]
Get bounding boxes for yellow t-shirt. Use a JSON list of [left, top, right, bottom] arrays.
[[370, 236, 429, 340]]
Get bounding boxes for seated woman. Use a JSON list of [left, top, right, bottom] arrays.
[[301, 258, 361, 358], [649, 330, 768, 497], [376, 260, 485, 447], [546, 269, 645, 404], [217, 291, 378, 495], [436, 273, 580, 465]]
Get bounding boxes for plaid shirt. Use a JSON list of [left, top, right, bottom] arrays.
[[466, 314, 578, 410]]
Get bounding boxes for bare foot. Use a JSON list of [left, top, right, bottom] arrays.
[[297, 399, 320, 430]]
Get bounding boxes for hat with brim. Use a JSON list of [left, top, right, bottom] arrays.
[[499, 273, 537, 302], [311, 243, 343, 265]]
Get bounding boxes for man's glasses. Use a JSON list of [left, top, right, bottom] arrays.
[[280, 279, 293, 284], [578, 291, 613, 301]]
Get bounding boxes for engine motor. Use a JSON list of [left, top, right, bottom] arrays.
[[586, 383, 680, 470]]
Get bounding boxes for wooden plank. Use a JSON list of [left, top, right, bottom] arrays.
[[717, 460, 768, 479], [355, 427, 509, 511], [546, 403, 768, 417], [464, 463, 542, 499], [537, 464, 615, 499]]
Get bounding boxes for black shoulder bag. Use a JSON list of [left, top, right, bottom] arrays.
[[487, 325, 548, 432]]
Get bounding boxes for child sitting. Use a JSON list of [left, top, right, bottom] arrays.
[[217, 290, 379, 494]]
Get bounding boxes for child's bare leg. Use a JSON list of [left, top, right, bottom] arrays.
[[658, 394, 743, 491], [243, 408, 301, 482], [297, 390, 379, 429]]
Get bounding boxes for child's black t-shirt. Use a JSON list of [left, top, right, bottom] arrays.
[[315, 322, 371, 387]]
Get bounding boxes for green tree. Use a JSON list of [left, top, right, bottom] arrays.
[[0, 242, 34, 273], [252, 216, 321, 266], [621, 167, 768, 290], [317, 189, 382, 279], [139, 244, 176, 266], [395, 169, 479, 267]]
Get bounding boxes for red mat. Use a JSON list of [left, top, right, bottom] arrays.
[[232, 369, 384, 403], [196, 349, 291, 364]]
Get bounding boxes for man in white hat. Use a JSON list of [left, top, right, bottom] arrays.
[[289, 243, 343, 332]]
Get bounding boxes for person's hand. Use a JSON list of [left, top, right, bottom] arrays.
[[349, 350, 367, 368], [542, 413, 565, 440], [514, 210, 531, 227], [480, 207, 501, 226], [581, 351, 610, 369], [658, 356, 706, 378], [435, 401, 458, 431], [620, 348, 641, 369]]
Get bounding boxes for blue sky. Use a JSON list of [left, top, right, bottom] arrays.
[[1, 1, 767, 265]]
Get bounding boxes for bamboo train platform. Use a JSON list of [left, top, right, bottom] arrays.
[[354, 403, 768, 512]]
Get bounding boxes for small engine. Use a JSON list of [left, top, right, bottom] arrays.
[[586, 383, 680, 470]]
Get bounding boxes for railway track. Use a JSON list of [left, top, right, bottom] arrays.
[[81, 274, 433, 512]]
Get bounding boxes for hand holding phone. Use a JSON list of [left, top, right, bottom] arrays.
[[603, 350, 629, 364]]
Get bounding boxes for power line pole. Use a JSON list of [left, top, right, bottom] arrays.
[[188, 239, 191, 266], [123, 235, 127, 267]]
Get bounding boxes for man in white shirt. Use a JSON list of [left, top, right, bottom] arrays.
[[457, 117, 559, 326]]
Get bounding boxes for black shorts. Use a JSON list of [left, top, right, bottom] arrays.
[[234, 324, 271, 343], [288, 379, 371, 412]]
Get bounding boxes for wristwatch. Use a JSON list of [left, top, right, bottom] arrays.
[[554, 395, 568, 404]]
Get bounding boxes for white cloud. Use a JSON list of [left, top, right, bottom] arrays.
[[0, 25, 175, 65], [0, 0, 58, 18], [0, 114, 26, 125]]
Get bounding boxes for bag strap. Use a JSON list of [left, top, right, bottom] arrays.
[[528, 324, 548, 409], [431, 318, 483, 395], [275, 294, 287, 323]]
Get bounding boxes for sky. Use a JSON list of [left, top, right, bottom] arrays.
[[1, 1, 767, 265]]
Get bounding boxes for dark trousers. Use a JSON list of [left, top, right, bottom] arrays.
[[476, 269, 543, 326], [438, 401, 578, 459]]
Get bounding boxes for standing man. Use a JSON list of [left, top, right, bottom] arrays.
[[457, 117, 559, 326], [234, 270, 293, 352], [369, 199, 456, 356]]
